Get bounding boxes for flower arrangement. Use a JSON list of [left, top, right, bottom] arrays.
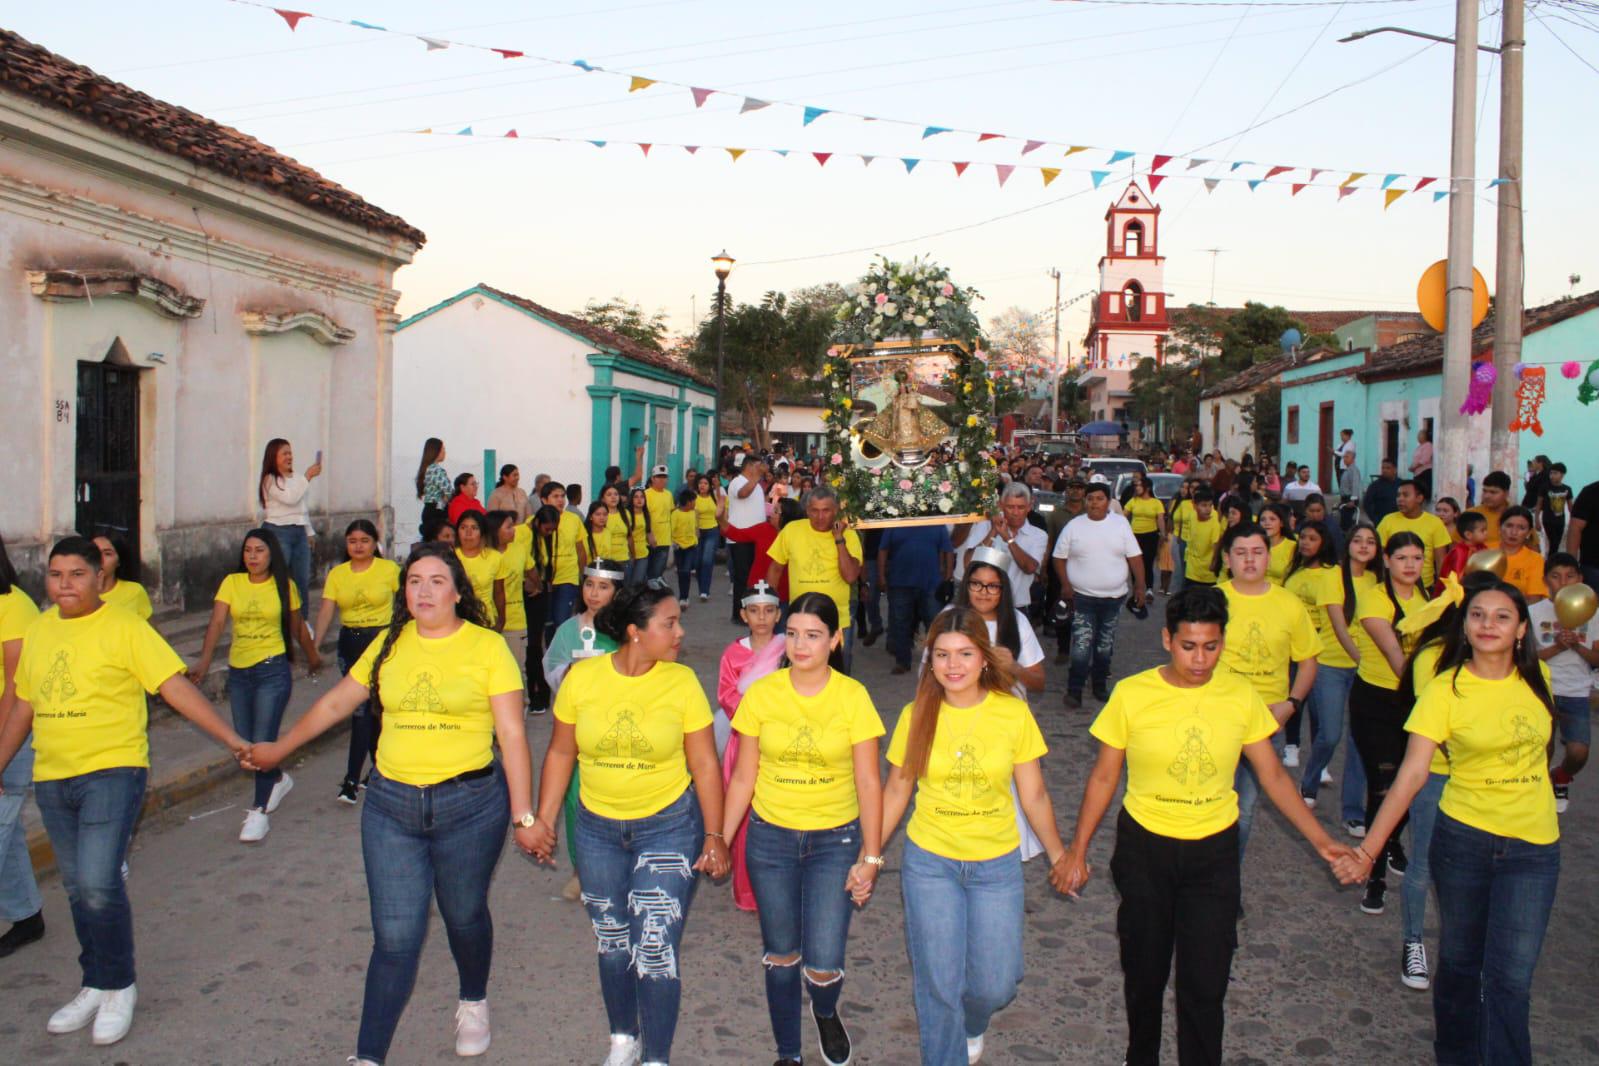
[[832, 256, 983, 345]]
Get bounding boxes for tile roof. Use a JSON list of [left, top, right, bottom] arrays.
[[0, 28, 424, 246], [1358, 290, 1599, 381], [1171, 305, 1420, 337], [1199, 346, 1349, 398]]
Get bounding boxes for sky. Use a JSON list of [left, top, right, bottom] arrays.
[[7, 0, 1596, 358]]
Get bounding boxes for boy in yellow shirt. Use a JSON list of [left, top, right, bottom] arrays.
[[670, 488, 700, 606], [1183, 488, 1224, 588]]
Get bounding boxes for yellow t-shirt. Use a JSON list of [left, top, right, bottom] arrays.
[[768, 522, 865, 628], [555, 654, 714, 820], [1407, 667, 1558, 845], [1170, 498, 1195, 541], [496, 539, 532, 631], [629, 508, 650, 556], [1184, 513, 1224, 583], [1267, 538, 1297, 587], [603, 512, 632, 562], [1091, 667, 1277, 840], [671, 509, 699, 550], [15, 604, 185, 781], [1125, 497, 1164, 535], [322, 558, 400, 629], [553, 511, 586, 587], [1354, 583, 1426, 689], [102, 579, 153, 620], [694, 494, 720, 531], [886, 690, 1048, 861], [1377, 511, 1454, 588], [0, 587, 40, 644], [350, 621, 522, 786], [1408, 642, 1453, 776], [645, 487, 676, 546], [1218, 582, 1320, 704], [456, 548, 505, 627], [1292, 567, 1373, 670], [216, 574, 301, 668], [1465, 504, 1505, 549], [1502, 546, 1548, 601], [737, 669, 885, 831]]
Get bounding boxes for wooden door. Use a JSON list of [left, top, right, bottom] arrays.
[[75, 362, 141, 575], [1317, 403, 1334, 491]]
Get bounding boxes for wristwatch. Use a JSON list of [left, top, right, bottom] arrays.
[[514, 811, 538, 830], [1288, 696, 1305, 715], [861, 855, 886, 867]]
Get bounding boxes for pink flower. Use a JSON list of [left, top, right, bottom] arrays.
[[898, 479, 914, 491], [826, 346, 840, 357], [874, 292, 888, 306], [830, 453, 843, 465], [939, 480, 953, 493], [940, 282, 955, 297]]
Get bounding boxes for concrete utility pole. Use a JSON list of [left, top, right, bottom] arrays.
[[1489, 0, 1525, 479], [1436, 0, 1478, 508], [1048, 267, 1062, 431]]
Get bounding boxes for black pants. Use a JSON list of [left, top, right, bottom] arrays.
[[1348, 676, 1410, 887], [1134, 531, 1159, 594], [524, 592, 550, 709], [729, 540, 756, 621], [1111, 810, 1240, 1066], [338, 625, 385, 784]]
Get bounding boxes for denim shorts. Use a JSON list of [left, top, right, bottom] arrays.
[[1555, 694, 1592, 747]]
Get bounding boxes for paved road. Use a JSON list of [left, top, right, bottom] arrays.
[[2, 592, 1594, 1064]]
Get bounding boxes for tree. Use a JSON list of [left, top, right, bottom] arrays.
[[577, 297, 670, 352], [1242, 383, 1283, 459]]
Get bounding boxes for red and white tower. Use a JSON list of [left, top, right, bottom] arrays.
[[1083, 181, 1171, 370]]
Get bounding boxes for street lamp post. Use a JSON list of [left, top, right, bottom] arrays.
[[711, 250, 735, 469]]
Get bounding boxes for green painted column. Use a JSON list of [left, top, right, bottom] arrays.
[[586, 386, 618, 490]]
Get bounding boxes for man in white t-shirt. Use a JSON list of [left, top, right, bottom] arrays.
[[962, 482, 1049, 611], [1283, 465, 1322, 504], [1533, 554, 1599, 813], [1051, 481, 1145, 707], [723, 455, 769, 623]]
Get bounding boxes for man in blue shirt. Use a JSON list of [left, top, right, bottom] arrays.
[[878, 525, 954, 674]]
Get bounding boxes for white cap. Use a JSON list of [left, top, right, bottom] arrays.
[[650, 464, 669, 478]]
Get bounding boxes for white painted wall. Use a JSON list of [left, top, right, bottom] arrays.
[[769, 403, 826, 435], [1202, 394, 1255, 460]]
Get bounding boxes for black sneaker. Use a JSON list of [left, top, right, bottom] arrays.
[[358, 773, 370, 791], [1064, 690, 1083, 709], [0, 910, 44, 958], [1401, 940, 1430, 990], [1388, 842, 1407, 879], [1092, 684, 1111, 702], [1360, 881, 1386, 915], [337, 779, 359, 805], [774, 1060, 802, 1066], [812, 1004, 851, 1066]]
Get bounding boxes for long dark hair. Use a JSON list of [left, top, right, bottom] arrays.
[[900, 608, 1015, 780], [88, 531, 137, 582], [1431, 578, 1555, 715], [1400, 571, 1500, 703], [258, 438, 290, 508], [1380, 530, 1429, 625], [529, 504, 560, 581], [1340, 521, 1385, 617], [455, 510, 490, 554], [495, 463, 517, 488], [585, 501, 610, 560], [414, 437, 444, 499], [483, 510, 516, 551], [1286, 519, 1338, 578], [0, 531, 16, 595], [782, 591, 846, 672], [952, 561, 1021, 657], [595, 582, 674, 645], [367, 544, 489, 714], [342, 519, 383, 560], [241, 528, 295, 664], [628, 487, 651, 534]]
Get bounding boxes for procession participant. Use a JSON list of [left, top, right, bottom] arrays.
[[1539, 462, 1573, 555], [721, 592, 885, 1066], [1436, 511, 1487, 589], [90, 535, 151, 619], [964, 483, 1048, 612], [724, 454, 773, 622], [879, 524, 954, 676], [1283, 522, 1349, 806], [670, 489, 700, 606], [486, 464, 531, 523], [312, 519, 400, 803], [1061, 586, 1349, 1066], [1334, 579, 1559, 1066], [0, 532, 42, 957], [1464, 470, 1512, 548], [0, 537, 247, 1046], [519, 504, 561, 714], [1349, 531, 1429, 914], [1497, 507, 1548, 603], [1435, 496, 1462, 542], [692, 474, 724, 604], [258, 437, 320, 610], [1124, 474, 1166, 605], [454, 510, 506, 632], [1377, 479, 1453, 589], [644, 464, 677, 591], [1051, 482, 1145, 708], [487, 510, 534, 677], [189, 529, 321, 843], [598, 483, 634, 568], [627, 487, 654, 587], [248, 544, 535, 1064], [716, 582, 786, 913], [1325, 524, 1382, 835], [447, 472, 486, 527], [537, 481, 587, 633], [415, 437, 450, 530], [1167, 478, 1196, 596], [529, 585, 729, 1066], [765, 486, 863, 675], [1258, 503, 1297, 586], [881, 609, 1073, 1066], [418, 513, 456, 546], [1534, 554, 1599, 813], [1183, 488, 1224, 588]]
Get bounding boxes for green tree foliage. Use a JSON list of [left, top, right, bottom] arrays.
[[577, 297, 670, 352], [686, 291, 833, 451]]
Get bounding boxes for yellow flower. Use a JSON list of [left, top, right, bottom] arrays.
[[966, 414, 978, 427], [821, 363, 832, 375], [830, 476, 842, 486], [963, 381, 973, 393], [971, 478, 982, 487], [841, 398, 853, 409]]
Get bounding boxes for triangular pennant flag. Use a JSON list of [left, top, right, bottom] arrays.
[[351, 20, 386, 31], [639, 143, 652, 156], [803, 107, 829, 126], [1381, 173, 1401, 189], [1040, 167, 1061, 187], [978, 133, 1003, 142], [1203, 178, 1220, 193], [1107, 150, 1133, 164], [727, 148, 746, 161], [923, 126, 952, 139], [1022, 140, 1044, 155], [417, 127, 432, 134], [492, 48, 524, 59], [953, 161, 970, 177], [589, 140, 607, 148], [1309, 168, 1327, 181], [1414, 177, 1436, 192], [1151, 154, 1173, 172], [902, 158, 920, 173], [1340, 171, 1367, 188], [572, 59, 595, 72], [420, 36, 449, 51], [1247, 179, 1263, 191], [683, 145, 699, 154], [773, 149, 790, 157], [456, 126, 473, 135], [629, 76, 656, 92], [995, 164, 1015, 187], [503, 129, 518, 138], [1065, 145, 1089, 157], [1187, 158, 1210, 170], [1488, 177, 1509, 187], [1432, 190, 1449, 202], [1339, 186, 1358, 201], [813, 152, 832, 166], [1265, 165, 1292, 179], [860, 155, 875, 166], [1291, 183, 1307, 196], [1148, 174, 1166, 192], [741, 97, 771, 113], [1091, 170, 1110, 188], [691, 87, 714, 108], [1229, 161, 1248, 172], [274, 9, 311, 30], [1384, 189, 1405, 209]]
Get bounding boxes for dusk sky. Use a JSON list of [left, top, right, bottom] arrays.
[[9, 0, 1595, 357]]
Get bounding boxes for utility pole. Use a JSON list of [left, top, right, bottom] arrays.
[[1048, 268, 1062, 431], [1489, 0, 1524, 479], [1203, 248, 1226, 306], [1436, 0, 1478, 508]]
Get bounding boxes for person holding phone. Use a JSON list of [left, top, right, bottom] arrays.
[[258, 438, 322, 610]]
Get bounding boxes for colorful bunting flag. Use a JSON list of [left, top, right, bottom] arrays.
[[1022, 140, 1044, 155], [1148, 173, 1166, 192], [420, 36, 448, 51], [492, 48, 523, 59], [1432, 190, 1449, 202], [1414, 177, 1436, 191], [1091, 170, 1110, 188], [1291, 183, 1307, 195], [1187, 158, 1210, 170], [1151, 154, 1172, 172], [589, 140, 606, 148], [860, 155, 875, 167], [1341, 172, 1367, 188], [953, 161, 970, 176], [639, 143, 651, 156], [456, 126, 473, 135], [1339, 186, 1358, 201], [1041, 167, 1060, 187], [1384, 189, 1405, 209], [740, 97, 770, 113], [1065, 145, 1089, 157], [1265, 165, 1292, 179], [774, 150, 790, 157], [814, 152, 832, 166], [572, 59, 595, 72], [1247, 179, 1263, 191], [902, 158, 920, 172], [727, 148, 746, 161], [803, 107, 829, 126], [1107, 150, 1134, 164], [504, 128, 518, 138], [1381, 173, 1400, 189], [924, 126, 952, 139], [1230, 161, 1248, 172], [995, 164, 1015, 187], [1309, 168, 1327, 181], [683, 145, 699, 154], [1203, 178, 1219, 193], [1488, 178, 1509, 187], [629, 76, 655, 92], [273, 9, 310, 31], [978, 133, 1003, 142], [351, 20, 385, 30], [691, 87, 714, 108]]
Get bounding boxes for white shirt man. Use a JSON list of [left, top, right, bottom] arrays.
[[1051, 489, 1144, 599], [964, 485, 1048, 607], [1283, 470, 1322, 503], [726, 463, 768, 529]]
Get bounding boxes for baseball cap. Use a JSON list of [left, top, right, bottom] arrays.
[[650, 464, 669, 478]]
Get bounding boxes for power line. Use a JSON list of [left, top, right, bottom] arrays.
[[1533, 9, 1599, 75]]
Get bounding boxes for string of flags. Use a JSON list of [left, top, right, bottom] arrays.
[[232, 0, 1511, 198]]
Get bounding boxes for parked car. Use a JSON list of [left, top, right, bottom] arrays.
[[1114, 471, 1184, 503], [1082, 456, 1147, 486]]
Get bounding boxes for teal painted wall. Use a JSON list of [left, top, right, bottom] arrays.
[[1279, 352, 1368, 487], [1522, 312, 1599, 491]]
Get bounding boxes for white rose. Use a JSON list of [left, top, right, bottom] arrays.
[[903, 494, 916, 508], [914, 315, 928, 327], [886, 505, 899, 516], [883, 303, 898, 316], [938, 497, 953, 513], [958, 461, 970, 473], [934, 296, 947, 307]]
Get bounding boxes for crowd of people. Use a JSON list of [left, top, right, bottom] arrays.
[[0, 425, 1593, 1066]]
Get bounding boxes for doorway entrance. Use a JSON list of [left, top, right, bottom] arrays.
[[1316, 403, 1335, 492], [76, 362, 142, 576]]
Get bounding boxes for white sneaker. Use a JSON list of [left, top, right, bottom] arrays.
[[1303, 795, 1317, 809], [266, 772, 294, 813], [1283, 744, 1300, 768], [678, 598, 689, 607], [603, 1034, 641, 1066], [92, 984, 136, 1045], [699, 593, 709, 602], [347, 1058, 381, 1066], [239, 808, 270, 842], [455, 998, 490, 1056], [47, 987, 103, 1034], [967, 1033, 985, 1063], [1321, 768, 1333, 785], [1345, 819, 1367, 838]]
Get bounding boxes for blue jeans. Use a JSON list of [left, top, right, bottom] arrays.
[[33, 767, 147, 990], [357, 764, 509, 1064], [1299, 663, 1364, 819], [1068, 594, 1124, 695], [339, 626, 385, 784], [1430, 812, 1559, 1066], [575, 788, 703, 1064], [0, 738, 43, 922], [646, 545, 671, 586], [674, 545, 697, 600], [1232, 730, 1284, 861], [262, 521, 311, 611], [627, 556, 650, 587], [696, 529, 719, 597], [1169, 537, 1187, 595], [901, 839, 1024, 1066], [745, 813, 860, 1060], [860, 559, 883, 633], [1401, 772, 1448, 943], [1555, 693, 1591, 747], [887, 585, 941, 669], [229, 655, 292, 810], [547, 582, 580, 638]]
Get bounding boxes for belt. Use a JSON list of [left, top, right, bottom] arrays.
[[434, 762, 496, 787]]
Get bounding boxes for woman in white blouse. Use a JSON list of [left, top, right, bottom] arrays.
[[259, 438, 322, 609]]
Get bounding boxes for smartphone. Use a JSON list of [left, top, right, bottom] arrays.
[[314, 449, 324, 465]]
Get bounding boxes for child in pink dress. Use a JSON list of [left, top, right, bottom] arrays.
[[717, 581, 784, 911]]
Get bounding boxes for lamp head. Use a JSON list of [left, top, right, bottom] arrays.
[[712, 250, 735, 281]]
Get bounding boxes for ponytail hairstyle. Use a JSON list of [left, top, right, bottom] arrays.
[[1286, 519, 1338, 578], [241, 528, 296, 664], [899, 607, 1016, 781], [367, 543, 488, 714], [1340, 521, 1385, 618], [530, 504, 560, 581], [594, 582, 675, 647], [450, 472, 474, 501], [495, 463, 517, 488], [343, 518, 383, 560], [258, 438, 290, 508], [781, 591, 846, 672], [414, 437, 444, 499], [1431, 578, 1555, 715], [584, 500, 611, 560], [951, 561, 1021, 657]]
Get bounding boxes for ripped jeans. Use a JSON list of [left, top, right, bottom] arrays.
[[1067, 593, 1124, 695], [575, 788, 703, 1064], [744, 812, 860, 1061]]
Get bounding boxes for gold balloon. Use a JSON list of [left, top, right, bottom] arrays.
[[1554, 583, 1598, 630], [1463, 548, 1507, 578]]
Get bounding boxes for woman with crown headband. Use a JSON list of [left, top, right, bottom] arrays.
[[716, 580, 787, 911]]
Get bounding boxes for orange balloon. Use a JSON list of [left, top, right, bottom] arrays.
[[1416, 259, 1489, 334]]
